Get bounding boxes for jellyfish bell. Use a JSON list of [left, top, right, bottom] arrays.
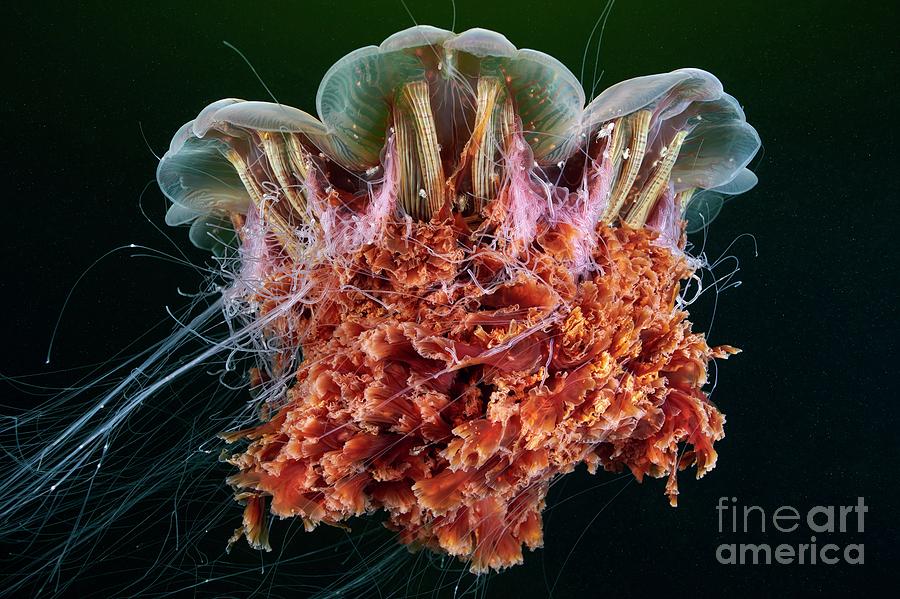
[[161, 27, 757, 246]]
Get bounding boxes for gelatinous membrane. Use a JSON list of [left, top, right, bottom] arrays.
[[158, 25, 759, 252], [682, 189, 724, 233]]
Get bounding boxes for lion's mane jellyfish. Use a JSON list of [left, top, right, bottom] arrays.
[[158, 26, 760, 572]]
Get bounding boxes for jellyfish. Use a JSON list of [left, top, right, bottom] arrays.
[[3, 24, 759, 593], [156, 25, 760, 572]]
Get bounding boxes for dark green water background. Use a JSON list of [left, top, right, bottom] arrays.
[[3, 1, 896, 597]]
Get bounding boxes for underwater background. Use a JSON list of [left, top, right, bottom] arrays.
[[2, 0, 895, 596]]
